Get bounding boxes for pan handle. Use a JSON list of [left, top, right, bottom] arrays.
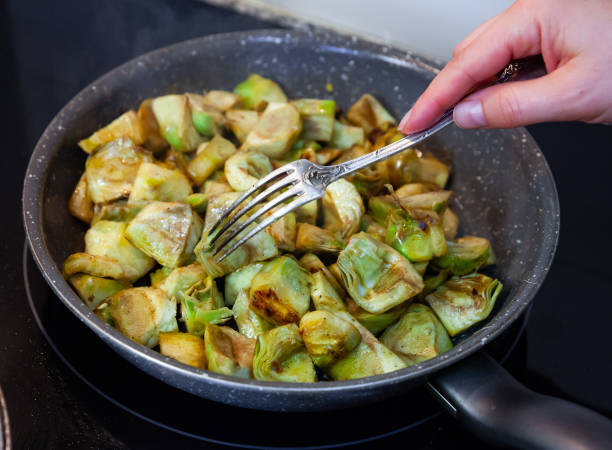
[[429, 352, 612, 449]]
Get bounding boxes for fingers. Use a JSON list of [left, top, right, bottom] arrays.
[[399, 2, 541, 134], [453, 63, 579, 128]]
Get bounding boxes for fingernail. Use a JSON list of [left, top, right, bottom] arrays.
[[454, 100, 487, 128], [398, 108, 413, 133]]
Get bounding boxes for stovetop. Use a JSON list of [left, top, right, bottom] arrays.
[[2, 0, 612, 448]]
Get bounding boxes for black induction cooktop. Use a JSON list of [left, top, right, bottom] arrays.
[[2, 0, 612, 448]]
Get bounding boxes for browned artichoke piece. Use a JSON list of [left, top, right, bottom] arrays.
[[337, 232, 424, 314], [85, 137, 153, 204], [188, 135, 237, 186], [137, 98, 168, 153], [380, 303, 452, 365], [432, 236, 493, 275], [299, 310, 361, 368], [253, 324, 317, 382], [96, 287, 177, 347], [225, 109, 260, 143], [242, 102, 302, 159], [205, 324, 256, 378], [69, 173, 94, 224], [249, 256, 311, 325], [322, 178, 364, 239], [296, 223, 345, 255], [62, 252, 125, 280], [128, 162, 193, 206], [202, 90, 242, 111], [78, 110, 146, 154], [159, 332, 207, 369], [68, 274, 130, 310], [264, 211, 297, 252], [346, 94, 396, 134], [125, 201, 203, 268], [151, 95, 203, 152], [233, 73, 288, 110]]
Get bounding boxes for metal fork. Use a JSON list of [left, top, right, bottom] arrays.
[[209, 57, 544, 262]]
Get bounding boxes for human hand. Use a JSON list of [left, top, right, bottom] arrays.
[[398, 0, 612, 133]]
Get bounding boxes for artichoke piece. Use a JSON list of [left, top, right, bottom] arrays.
[[224, 262, 264, 306], [137, 98, 168, 153], [384, 205, 447, 262], [432, 236, 493, 276], [418, 154, 450, 189], [152, 263, 207, 299], [299, 253, 346, 298], [159, 332, 206, 369], [442, 208, 459, 240], [91, 201, 142, 225], [413, 261, 429, 277], [291, 99, 335, 142], [68, 274, 130, 310], [78, 110, 146, 154], [186, 93, 225, 137], [425, 274, 502, 336], [225, 109, 260, 143], [346, 94, 396, 134], [125, 201, 203, 268], [322, 179, 364, 239], [310, 270, 347, 313], [346, 297, 407, 336], [180, 278, 232, 335], [152, 95, 203, 152], [264, 210, 297, 252], [380, 303, 452, 365], [295, 200, 318, 225], [253, 324, 317, 382], [296, 223, 345, 255], [199, 178, 233, 197], [224, 150, 273, 191], [395, 182, 439, 197], [242, 102, 302, 159], [85, 137, 153, 204], [96, 287, 178, 347], [187, 135, 237, 186], [202, 90, 241, 111], [85, 220, 155, 282], [195, 225, 277, 278], [422, 269, 450, 297], [315, 148, 342, 165], [205, 324, 256, 379], [128, 162, 192, 206], [398, 190, 452, 214], [348, 161, 389, 200], [249, 255, 311, 325], [186, 193, 208, 214], [232, 290, 274, 339], [234, 73, 287, 110], [69, 173, 94, 224], [327, 311, 406, 380], [299, 311, 361, 368], [62, 252, 124, 280], [329, 120, 365, 150], [337, 232, 424, 314], [203, 191, 241, 230]]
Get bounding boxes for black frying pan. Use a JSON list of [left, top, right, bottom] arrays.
[[22, 30, 612, 448]]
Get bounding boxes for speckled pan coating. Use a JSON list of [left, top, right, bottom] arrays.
[[22, 30, 559, 411]]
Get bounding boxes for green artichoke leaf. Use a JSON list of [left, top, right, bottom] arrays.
[[249, 255, 311, 325], [95, 287, 178, 348], [345, 297, 407, 336], [337, 232, 424, 314], [253, 324, 317, 382], [299, 310, 361, 368], [151, 263, 208, 300], [432, 236, 493, 276], [381, 303, 452, 365], [159, 331, 207, 369], [425, 273, 503, 336], [205, 324, 256, 379], [125, 201, 204, 268]]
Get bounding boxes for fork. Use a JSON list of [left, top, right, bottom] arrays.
[[209, 57, 545, 262]]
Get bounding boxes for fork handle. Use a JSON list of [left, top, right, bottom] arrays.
[[331, 55, 546, 181]]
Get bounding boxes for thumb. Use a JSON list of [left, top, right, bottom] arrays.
[[453, 65, 578, 129]]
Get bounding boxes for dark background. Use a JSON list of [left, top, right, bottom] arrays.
[[1, 0, 611, 448]]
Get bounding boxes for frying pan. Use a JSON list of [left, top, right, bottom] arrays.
[[22, 30, 612, 448]]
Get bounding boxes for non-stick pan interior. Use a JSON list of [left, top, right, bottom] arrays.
[[24, 30, 559, 410]]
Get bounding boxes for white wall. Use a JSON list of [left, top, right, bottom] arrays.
[[253, 0, 513, 62]]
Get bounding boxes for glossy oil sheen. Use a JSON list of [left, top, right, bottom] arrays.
[[22, 30, 559, 411]]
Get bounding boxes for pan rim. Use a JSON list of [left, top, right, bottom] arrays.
[[22, 29, 560, 399]]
